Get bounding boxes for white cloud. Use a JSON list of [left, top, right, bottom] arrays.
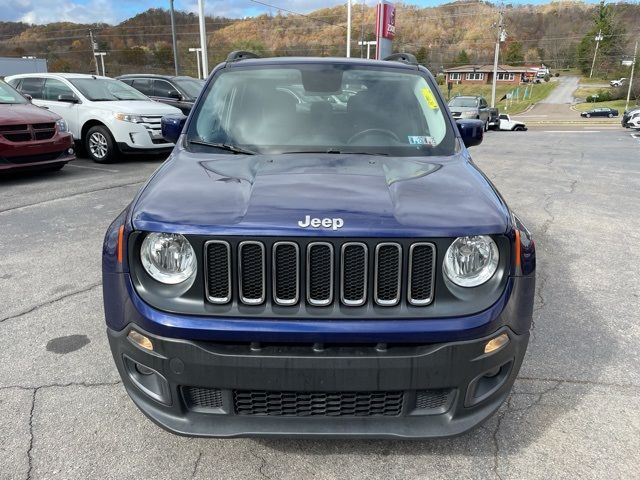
[[0, 0, 118, 25]]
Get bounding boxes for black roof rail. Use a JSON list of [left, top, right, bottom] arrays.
[[383, 53, 418, 65], [226, 50, 261, 62]]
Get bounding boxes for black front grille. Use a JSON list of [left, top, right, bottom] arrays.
[[307, 243, 333, 305], [239, 241, 265, 304], [182, 386, 223, 409], [273, 242, 299, 305], [409, 244, 436, 305], [204, 239, 436, 309], [341, 243, 367, 306], [234, 390, 404, 417], [375, 244, 402, 305], [0, 123, 55, 142], [205, 241, 231, 303]]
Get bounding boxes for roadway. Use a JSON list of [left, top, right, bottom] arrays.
[[1, 128, 639, 479]]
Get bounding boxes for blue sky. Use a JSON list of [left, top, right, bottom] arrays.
[[0, 0, 602, 25]]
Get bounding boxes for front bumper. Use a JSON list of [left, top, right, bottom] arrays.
[[108, 325, 528, 438], [0, 132, 74, 171], [112, 122, 174, 153]]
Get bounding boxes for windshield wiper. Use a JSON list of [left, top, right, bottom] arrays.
[[188, 139, 256, 155], [90, 98, 115, 102], [282, 150, 388, 156]]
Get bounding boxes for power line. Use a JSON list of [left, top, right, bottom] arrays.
[[247, 0, 347, 30]]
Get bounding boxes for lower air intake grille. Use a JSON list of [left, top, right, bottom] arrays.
[[234, 390, 404, 417], [183, 386, 223, 409], [415, 389, 451, 410]]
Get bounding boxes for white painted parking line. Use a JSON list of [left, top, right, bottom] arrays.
[[67, 163, 119, 173]]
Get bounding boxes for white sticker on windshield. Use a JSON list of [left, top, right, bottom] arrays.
[[408, 136, 436, 146]]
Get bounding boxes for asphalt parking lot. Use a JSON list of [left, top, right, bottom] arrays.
[[1, 128, 639, 479]]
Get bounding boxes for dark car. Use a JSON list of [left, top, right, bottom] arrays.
[[621, 107, 640, 127], [580, 107, 619, 118], [103, 52, 536, 439], [0, 79, 74, 173], [117, 74, 204, 114]]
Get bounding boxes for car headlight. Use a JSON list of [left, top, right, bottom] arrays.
[[140, 233, 196, 284], [55, 118, 68, 133], [443, 235, 499, 287], [114, 113, 144, 123]]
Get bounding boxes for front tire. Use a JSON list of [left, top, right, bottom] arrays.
[[608, 113, 613, 118], [586, 113, 591, 118], [85, 125, 118, 163]]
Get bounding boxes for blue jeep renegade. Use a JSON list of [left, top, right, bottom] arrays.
[[102, 52, 536, 438]]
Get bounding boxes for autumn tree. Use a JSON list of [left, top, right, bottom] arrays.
[[504, 41, 524, 64], [455, 50, 470, 65], [577, 1, 626, 76], [416, 46, 429, 66]]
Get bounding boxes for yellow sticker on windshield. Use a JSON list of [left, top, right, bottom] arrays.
[[421, 87, 439, 110]]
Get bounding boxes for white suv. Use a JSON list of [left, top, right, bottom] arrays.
[[5, 73, 181, 163]]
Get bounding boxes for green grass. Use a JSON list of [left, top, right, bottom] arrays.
[[439, 82, 557, 114], [577, 76, 611, 85], [574, 86, 604, 99]]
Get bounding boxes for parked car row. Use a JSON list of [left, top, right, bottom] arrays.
[[0, 73, 205, 173]]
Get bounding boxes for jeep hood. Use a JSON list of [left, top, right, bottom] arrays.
[[131, 151, 511, 237]]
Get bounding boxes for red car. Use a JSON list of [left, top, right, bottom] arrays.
[[0, 79, 75, 172]]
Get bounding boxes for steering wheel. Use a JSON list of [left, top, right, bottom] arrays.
[[348, 128, 401, 144]]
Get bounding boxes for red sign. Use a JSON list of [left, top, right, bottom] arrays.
[[382, 4, 396, 40]]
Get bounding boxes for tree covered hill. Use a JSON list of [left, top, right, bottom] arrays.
[[0, 1, 637, 78]]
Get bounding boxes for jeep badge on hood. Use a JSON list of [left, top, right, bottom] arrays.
[[298, 215, 344, 230]]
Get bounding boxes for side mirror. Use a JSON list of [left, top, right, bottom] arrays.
[[58, 93, 78, 103], [456, 119, 484, 148], [161, 114, 187, 144], [23, 93, 33, 102], [167, 90, 182, 100]]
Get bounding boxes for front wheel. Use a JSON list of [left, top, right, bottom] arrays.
[[85, 125, 118, 163], [586, 113, 591, 118], [608, 113, 613, 118]]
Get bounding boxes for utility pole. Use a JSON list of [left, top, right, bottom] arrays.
[[360, 0, 365, 58], [95, 52, 107, 76], [89, 30, 99, 75], [197, 0, 208, 79], [169, 0, 179, 76], [346, 0, 352, 57], [490, 11, 505, 108], [189, 47, 202, 79], [625, 40, 638, 111], [589, 30, 604, 78]]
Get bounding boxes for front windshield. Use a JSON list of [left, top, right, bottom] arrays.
[[175, 78, 205, 99], [0, 80, 27, 104], [187, 64, 455, 156], [449, 97, 478, 108], [69, 78, 148, 101]]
